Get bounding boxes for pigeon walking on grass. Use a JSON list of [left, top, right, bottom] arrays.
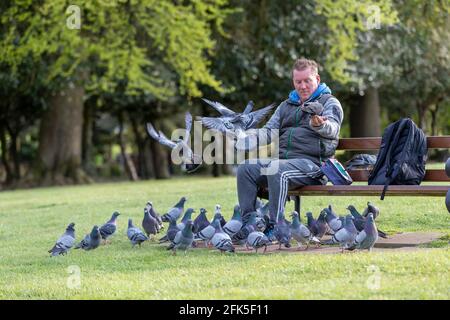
[[211, 220, 235, 254], [274, 211, 292, 249], [194, 213, 222, 246], [362, 202, 380, 220], [246, 231, 271, 253], [48, 223, 76, 256], [167, 220, 194, 255], [75, 226, 101, 251], [231, 212, 258, 245], [346, 213, 378, 252], [324, 205, 344, 233], [159, 217, 180, 244], [347, 205, 387, 238], [127, 219, 149, 247], [177, 208, 195, 231], [145, 201, 163, 231], [290, 212, 320, 250], [223, 205, 243, 237], [142, 207, 159, 238], [99, 211, 120, 242], [323, 215, 358, 252], [161, 197, 187, 222], [193, 208, 210, 233]]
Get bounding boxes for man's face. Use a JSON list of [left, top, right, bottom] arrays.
[[292, 67, 320, 102]]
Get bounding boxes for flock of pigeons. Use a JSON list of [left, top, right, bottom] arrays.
[[48, 197, 385, 256], [145, 98, 276, 172]]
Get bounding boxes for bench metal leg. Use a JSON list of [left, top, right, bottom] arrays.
[[294, 196, 301, 213]]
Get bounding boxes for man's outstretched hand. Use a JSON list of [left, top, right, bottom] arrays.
[[311, 115, 328, 127]]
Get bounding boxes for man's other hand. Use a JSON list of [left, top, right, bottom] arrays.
[[310, 115, 327, 127]]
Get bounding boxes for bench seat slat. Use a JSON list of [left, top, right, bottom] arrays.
[[288, 185, 449, 196]]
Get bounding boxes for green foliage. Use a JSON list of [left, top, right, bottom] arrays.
[[0, 0, 232, 98]]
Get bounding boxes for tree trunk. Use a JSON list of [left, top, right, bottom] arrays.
[[0, 125, 13, 185], [82, 101, 95, 175], [118, 112, 139, 181], [350, 87, 381, 138], [36, 84, 91, 185], [149, 137, 170, 179], [417, 102, 427, 133], [130, 115, 154, 179]]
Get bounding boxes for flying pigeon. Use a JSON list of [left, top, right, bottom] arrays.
[[48, 223, 76, 256], [200, 98, 276, 141], [167, 220, 194, 255], [161, 197, 187, 222], [177, 208, 195, 231], [223, 204, 243, 237], [290, 211, 320, 250], [127, 219, 149, 247], [346, 213, 378, 251], [211, 219, 235, 253], [146, 112, 202, 173], [142, 207, 159, 238], [231, 211, 258, 245], [145, 201, 163, 231], [75, 225, 101, 251], [347, 205, 387, 238], [323, 215, 358, 252], [194, 213, 222, 246], [246, 231, 271, 253], [274, 211, 292, 249], [193, 208, 210, 234], [159, 216, 180, 244], [99, 211, 120, 242]]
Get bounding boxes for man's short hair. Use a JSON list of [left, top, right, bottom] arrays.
[[292, 58, 319, 75]]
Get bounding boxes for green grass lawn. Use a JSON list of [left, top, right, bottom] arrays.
[[0, 176, 449, 299]]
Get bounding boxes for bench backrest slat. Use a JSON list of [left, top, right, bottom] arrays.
[[337, 136, 450, 150], [348, 169, 450, 182]]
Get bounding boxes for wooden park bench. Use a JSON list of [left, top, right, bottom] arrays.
[[260, 136, 450, 213]]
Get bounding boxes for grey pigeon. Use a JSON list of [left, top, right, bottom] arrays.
[[48, 223, 76, 256], [200, 98, 276, 141], [223, 205, 243, 237], [302, 101, 324, 115], [231, 212, 258, 245], [306, 211, 327, 239], [347, 205, 387, 238], [211, 220, 235, 253], [159, 216, 180, 243], [146, 201, 163, 231], [75, 225, 101, 251], [290, 211, 320, 250], [161, 197, 187, 222], [193, 208, 210, 234], [127, 219, 149, 247], [167, 220, 194, 255], [177, 208, 195, 230], [274, 211, 292, 249], [362, 202, 380, 220], [347, 213, 378, 251], [99, 211, 120, 241], [323, 215, 358, 252], [324, 205, 344, 233], [214, 204, 227, 227], [246, 231, 271, 253], [146, 112, 202, 173], [194, 213, 222, 245], [142, 207, 159, 238]]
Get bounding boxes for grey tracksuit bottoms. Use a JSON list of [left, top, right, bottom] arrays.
[[236, 158, 326, 223]]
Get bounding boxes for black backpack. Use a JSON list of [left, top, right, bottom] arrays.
[[368, 118, 427, 200]]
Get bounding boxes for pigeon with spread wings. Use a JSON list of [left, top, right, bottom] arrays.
[[199, 98, 275, 142], [146, 112, 201, 173]]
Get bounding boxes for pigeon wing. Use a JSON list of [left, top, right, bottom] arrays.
[[200, 117, 231, 134], [202, 98, 235, 116], [245, 103, 276, 129], [146, 123, 177, 149]]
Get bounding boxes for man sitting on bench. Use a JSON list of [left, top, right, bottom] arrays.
[[236, 58, 344, 237]]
